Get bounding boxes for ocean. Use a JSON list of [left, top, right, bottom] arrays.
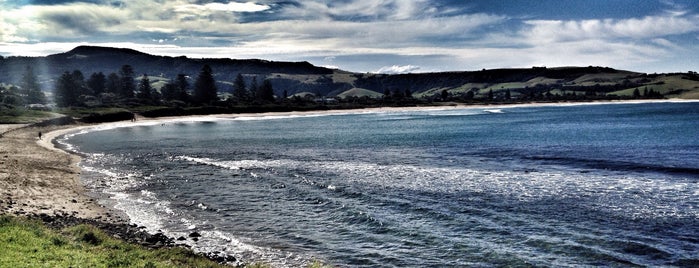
[[59, 102, 699, 267]]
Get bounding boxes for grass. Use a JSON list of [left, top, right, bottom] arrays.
[[0, 215, 335, 268], [56, 107, 132, 118], [0, 215, 226, 268], [0, 107, 58, 124]]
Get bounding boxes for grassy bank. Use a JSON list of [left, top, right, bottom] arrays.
[[0, 215, 226, 268], [0, 107, 58, 124]]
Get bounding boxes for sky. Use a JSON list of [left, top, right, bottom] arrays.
[[0, 0, 698, 74]]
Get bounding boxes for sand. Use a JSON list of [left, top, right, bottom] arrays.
[[0, 123, 125, 223]]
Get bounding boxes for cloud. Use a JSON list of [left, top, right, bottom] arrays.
[[1, 0, 698, 73], [174, 2, 271, 14], [522, 14, 699, 44], [375, 65, 421, 74]]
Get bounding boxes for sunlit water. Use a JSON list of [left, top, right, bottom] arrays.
[[60, 102, 699, 267]]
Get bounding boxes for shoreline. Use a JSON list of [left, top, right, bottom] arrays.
[[19, 99, 699, 220], [2, 98, 697, 265]]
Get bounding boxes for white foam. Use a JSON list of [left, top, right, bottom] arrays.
[[175, 154, 699, 219]]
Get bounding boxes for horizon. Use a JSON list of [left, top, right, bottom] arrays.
[[1, 1, 698, 74]]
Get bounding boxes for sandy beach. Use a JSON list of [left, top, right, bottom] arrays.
[[0, 123, 125, 223]]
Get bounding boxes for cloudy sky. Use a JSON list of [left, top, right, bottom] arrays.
[[1, 0, 698, 73]]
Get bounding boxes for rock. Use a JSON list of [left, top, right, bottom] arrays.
[[177, 236, 187, 241], [188, 232, 201, 238]]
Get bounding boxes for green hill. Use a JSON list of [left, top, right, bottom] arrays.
[[1, 46, 698, 100]]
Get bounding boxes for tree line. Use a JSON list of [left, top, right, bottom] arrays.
[[0, 66, 48, 107], [53, 64, 276, 108]]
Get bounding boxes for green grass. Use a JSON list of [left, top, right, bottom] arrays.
[[0, 108, 58, 124], [56, 107, 132, 118], [0, 215, 225, 268], [0, 215, 335, 268]]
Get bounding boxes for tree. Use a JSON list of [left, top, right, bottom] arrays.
[[105, 72, 120, 94], [193, 65, 217, 104], [87, 72, 106, 95], [20, 66, 47, 104], [633, 88, 641, 98], [137, 74, 153, 101], [392, 89, 404, 99], [161, 82, 177, 101], [440, 89, 449, 101], [55, 71, 80, 107], [464, 91, 475, 100], [233, 73, 247, 101], [505, 89, 511, 100], [71, 70, 88, 97], [118, 65, 136, 98], [176, 74, 190, 102], [248, 76, 258, 101], [404, 88, 412, 99], [487, 89, 494, 100], [257, 79, 275, 102], [163, 74, 189, 102]]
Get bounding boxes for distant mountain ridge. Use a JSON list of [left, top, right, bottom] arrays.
[[1, 46, 698, 99]]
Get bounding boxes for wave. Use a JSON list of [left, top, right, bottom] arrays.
[[173, 154, 699, 220], [528, 155, 699, 177]]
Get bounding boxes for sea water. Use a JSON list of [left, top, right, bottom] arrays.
[[60, 102, 699, 267]]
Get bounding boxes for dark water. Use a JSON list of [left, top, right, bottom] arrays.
[[61, 102, 699, 267]]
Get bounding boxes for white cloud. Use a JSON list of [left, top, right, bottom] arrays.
[[523, 14, 699, 44], [1, 1, 698, 73], [175, 1, 270, 14], [375, 65, 421, 74]]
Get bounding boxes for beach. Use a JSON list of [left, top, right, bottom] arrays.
[[2, 99, 698, 267], [3, 99, 697, 222], [0, 122, 124, 222]]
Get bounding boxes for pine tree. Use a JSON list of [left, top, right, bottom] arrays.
[[54, 70, 84, 107], [161, 82, 177, 101], [20, 66, 47, 104], [71, 70, 88, 97], [87, 72, 106, 95], [193, 65, 217, 104], [258, 79, 275, 102], [173, 74, 187, 101], [633, 88, 641, 98], [105, 72, 120, 94], [118, 65, 136, 98], [137, 74, 152, 101], [249, 76, 258, 101], [233, 73, 247, 101]]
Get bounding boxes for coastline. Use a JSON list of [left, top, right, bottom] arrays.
[[0, 123, 123, 222], [2, 98, 697, 265], [9, 98, 697, 222]]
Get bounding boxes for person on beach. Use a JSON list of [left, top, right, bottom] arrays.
[[38, 131, 42, 140]]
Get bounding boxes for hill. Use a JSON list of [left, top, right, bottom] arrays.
[[1, 46, 698, 100]]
